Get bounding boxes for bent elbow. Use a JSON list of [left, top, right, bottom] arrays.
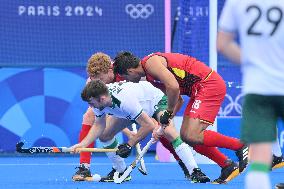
[[171, 84, 180, 93]]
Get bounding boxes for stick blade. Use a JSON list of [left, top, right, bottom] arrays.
[[138, 166, 147, 175], [16, 141, 25, 153], [113, 167, 133, 184]]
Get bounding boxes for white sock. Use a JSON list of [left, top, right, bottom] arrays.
[[80, 163, 90, 169], [175, 142, 198, 174], [245, 171, 271, 189], [272, 139, 282, 157], [101, 138, 126, 173]]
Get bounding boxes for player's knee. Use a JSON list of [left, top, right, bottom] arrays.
[[99, 133, 113, 142], [180, 132, 190, 142], [180, 131, 198, 145]]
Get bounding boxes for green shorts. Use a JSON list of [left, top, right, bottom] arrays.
[[241, 94, 284, 144], [152, 95, 168, 120]]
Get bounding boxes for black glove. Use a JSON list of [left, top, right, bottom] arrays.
[[160, 110, 173, 125], [116, 143, 132, 158]]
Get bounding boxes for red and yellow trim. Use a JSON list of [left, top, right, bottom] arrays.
[[204, 69, 213, 81], [200, 119, 214, 125]]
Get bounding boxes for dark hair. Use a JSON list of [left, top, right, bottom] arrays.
[[81, 80, 109, 102], [113, 51, 140, 75]]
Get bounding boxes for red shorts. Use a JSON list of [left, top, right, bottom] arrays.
[[184, 71, 226, 124]]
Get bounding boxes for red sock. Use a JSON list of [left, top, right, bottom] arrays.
[[203, 130, 243, 150], [79, 124, 95, 164], [193, 144, 229, 168], [159, 136, 181, 161]]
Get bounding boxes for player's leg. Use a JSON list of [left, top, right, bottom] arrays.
[[72, 107, 95, 181], [159, 137, 195, 179], [99, 116, 132, 182], [153, 96, 192, 179], [271, 128, 284, 169], [154, 97, 210, 183], [246, 144, 272, 189], [180, 116, 239, 184], [183, 73, 248, 174], [242, 94, 279, 189], [160, 120, 210, 183]]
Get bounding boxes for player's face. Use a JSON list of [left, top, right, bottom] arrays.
[[88, 95, 111, 109], [90, 69, 114, 84], [88, 97, 106, 109], [123, 68, 141, 83]]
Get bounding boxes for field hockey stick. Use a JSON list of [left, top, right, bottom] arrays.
[[131, 123, 148, 175], [113, 127, 162, 184], [16, 142, 117, 154]]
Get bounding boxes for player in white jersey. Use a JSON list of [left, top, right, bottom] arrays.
[[217, 0, 284, 188], [70, 80, 210, 183]]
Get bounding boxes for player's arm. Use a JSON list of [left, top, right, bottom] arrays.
[[127, 112, 155, 147], [217, 31, 241, 64], [217, 0, 240, 64], [144, 55, 180, 113], [69, 114, 106, 152], [173, 95, 184, 116], [116, 95, 154, 158], [122, 127, 135, 139]]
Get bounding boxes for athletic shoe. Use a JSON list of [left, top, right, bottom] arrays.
[[190, 168, 210, 183], [236, 144, 249, 173], [72, 164, 93, 181], [212, 160, 239, 184], [178, 160, 191, 179], [272, 155, 284, 170], [100, 168, 131, 182]]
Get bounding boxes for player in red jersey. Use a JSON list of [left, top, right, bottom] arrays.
[[73, 52, 208, 182], [113, 51, 249, 184]]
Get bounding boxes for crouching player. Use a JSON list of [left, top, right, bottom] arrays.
[[73, 52, 208, 182], [70, 80, 210, 183], [72, 52, 135, 182]]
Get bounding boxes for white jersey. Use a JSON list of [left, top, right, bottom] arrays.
[[219, 0, 284, 95], [93, 81, 165, 121]]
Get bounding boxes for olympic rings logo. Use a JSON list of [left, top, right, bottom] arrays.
[[125, 4, 154, 19], [218, 93, 245, 116]]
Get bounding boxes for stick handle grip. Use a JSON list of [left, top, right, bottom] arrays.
[[76, 148, 117, 153]]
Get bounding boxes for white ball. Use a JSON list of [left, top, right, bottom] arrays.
[[92, 174, 101, 182]]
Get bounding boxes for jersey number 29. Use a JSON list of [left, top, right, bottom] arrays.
[[246, 5, 283, 36]]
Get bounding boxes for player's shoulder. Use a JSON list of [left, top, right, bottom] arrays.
[[144, 52, 159, 57], [107, 80, 128, 88], [138, 80, 153, 87], [142, 52, 160, 62], [224, 0, 240, 7], [107, 81, 130, 97], [227, 0, 284, 9]]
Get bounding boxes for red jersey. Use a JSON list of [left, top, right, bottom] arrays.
[[115, 74, 125, 82], [141, 52, 212, 96]]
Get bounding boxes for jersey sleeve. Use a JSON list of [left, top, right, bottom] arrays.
[[92, 108, 105, 118], [218, 0, 238, 33], [121, 95, 143, 121]]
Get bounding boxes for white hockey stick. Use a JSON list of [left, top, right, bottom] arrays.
[[113, 127, 162, 184], [113, 137, 155, 184], [131, 123, 148, 175]]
